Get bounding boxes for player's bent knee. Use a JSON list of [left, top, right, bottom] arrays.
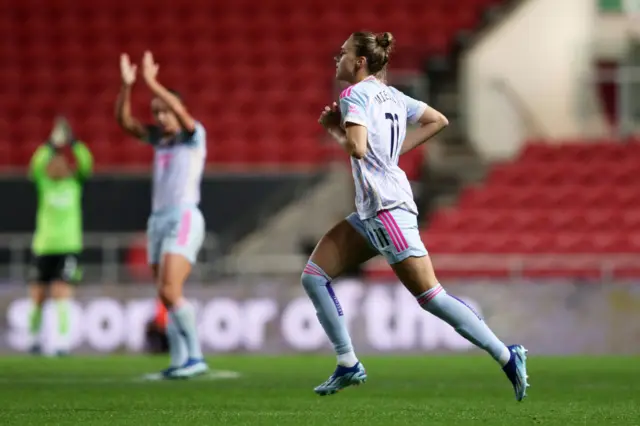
[[157, 285, 180, 307], [301, 263, 330, 289], [391, 255, 440, 296], [158, 253, 192, 307], [309, 219, 377, 279]]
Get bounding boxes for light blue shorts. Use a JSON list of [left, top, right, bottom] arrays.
[[147, 205, 205, 265], [346, 207, 428, 264]]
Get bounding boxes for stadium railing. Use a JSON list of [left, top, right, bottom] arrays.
[[0, 233, 636, 283]]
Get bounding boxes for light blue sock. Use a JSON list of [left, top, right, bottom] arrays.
[[169, 302, 203, 361], [418, 284, 511, 365], [301, 261, 356, 364], [166, 316, 187, 368]]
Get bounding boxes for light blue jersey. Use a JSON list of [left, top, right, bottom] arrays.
[[340, 77, 429, 264], [146, 122, 206, 213], [144, 122, 207, 265], [339, 76, 427, 220]]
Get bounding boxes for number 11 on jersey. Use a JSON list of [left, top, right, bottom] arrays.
[[385, 112, 400, 161]]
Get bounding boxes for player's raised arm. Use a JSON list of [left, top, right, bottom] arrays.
[[116, 54, 149, 140], [71, 141, 94, 181], [28, 143, 54, 182], [141, 51, 196, 133], [400, 103, 449, 156]]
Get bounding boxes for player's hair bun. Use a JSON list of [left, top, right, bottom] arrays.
[[351, 31, 395, 74], [375, 32, 395, 52]]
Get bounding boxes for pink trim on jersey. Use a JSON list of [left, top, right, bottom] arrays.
[[340, 77, 378, 101], [340, 86, 353, 99], [177, 210, 192, 246], [378, 210, 408, 251]]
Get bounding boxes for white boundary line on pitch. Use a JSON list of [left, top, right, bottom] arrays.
[[0, 370, 242, 384]]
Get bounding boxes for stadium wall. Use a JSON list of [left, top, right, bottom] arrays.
[[462, 0, 598, 161], [2, 279, 639, 355], [0, 173, 318, 235]]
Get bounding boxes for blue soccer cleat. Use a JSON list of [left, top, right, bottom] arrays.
[[169, 358, 209, 379], [503, 344, 530, 401], [314, 362, 367, 396]]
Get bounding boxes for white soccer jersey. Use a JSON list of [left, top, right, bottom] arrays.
[[339, 76, 427, 219], [147, 121, 207, 212]]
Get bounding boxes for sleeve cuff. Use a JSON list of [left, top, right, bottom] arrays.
[[409, 103, 428, 124], [342, 116, 368, 128]]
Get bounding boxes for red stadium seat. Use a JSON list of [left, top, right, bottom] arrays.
[[1, 0, 500, 169], [419, 142, 640, 278]]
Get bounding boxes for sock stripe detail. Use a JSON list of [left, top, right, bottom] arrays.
[[304, 263, 323, 275], [304, 263, 324, 277], [303, 262, 331, 280], [449, 294, 483, 320], [416, 285, 444, 305], [325, 281, 344, 316], [303, 266, 324, 276], [169, 312, 188, 338]]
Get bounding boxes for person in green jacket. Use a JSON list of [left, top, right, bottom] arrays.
[[27, 117, 93, 355]]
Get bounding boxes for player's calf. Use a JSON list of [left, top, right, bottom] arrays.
[[158, 254, 206, 369], [301, 261, 358, 367]]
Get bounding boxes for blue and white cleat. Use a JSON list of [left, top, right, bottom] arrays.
[[503, 344, 530, 401], [314, 362, 367, 396], [170, 358, 209, 379]]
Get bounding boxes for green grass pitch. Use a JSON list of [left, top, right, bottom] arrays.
[[0, 355, 638, 425]]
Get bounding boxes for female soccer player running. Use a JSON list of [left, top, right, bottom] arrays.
[[116, 51, 208, 379], [304, 32, 529, 400], [28, 117, 93, 356]]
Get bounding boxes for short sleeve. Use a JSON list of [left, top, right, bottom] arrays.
[[339, 86, 368, 128], [143, 122, 206, 148], [402, 93, 428, 124], [143, 125, 163, 145], [180, 121, 206, 148]]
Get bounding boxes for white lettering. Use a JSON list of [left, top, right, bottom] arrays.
[[243, 299, 277, 351], [125, 300, 156, 351], [200, 298, 242, 351], [83, 298, 125, 352], [281, 298, 325, 351], [6, 298, 32, 351], [3, 283, 483, 354], [363, 286, 396, 350], [395, 285, 434, 350], [439, 296, 479, 351]]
